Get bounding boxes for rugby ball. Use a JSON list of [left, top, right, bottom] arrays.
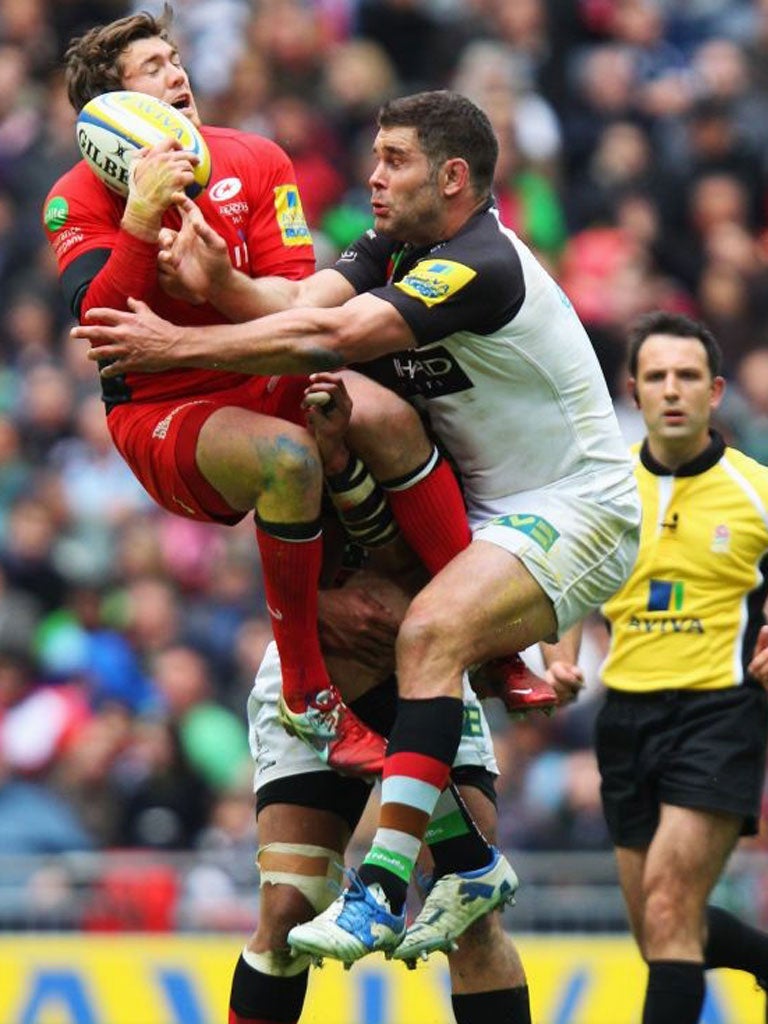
[[76, 90, 211, 198]]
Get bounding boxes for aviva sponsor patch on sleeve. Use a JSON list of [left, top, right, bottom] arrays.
[[395, 259, 476, 307], [273, 184, 312, 246]]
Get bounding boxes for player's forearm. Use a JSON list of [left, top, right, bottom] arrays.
[[207, 267, 352, 323], [177, 308, 349, 375], [540, 623, 583, 669], [206, 269, 303, 322]]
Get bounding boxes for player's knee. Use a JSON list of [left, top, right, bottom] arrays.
[[642, 883, 689, 948], [256, 841, 344, 941], [396, 595, 462, 670], [258, 432, 323, 499]]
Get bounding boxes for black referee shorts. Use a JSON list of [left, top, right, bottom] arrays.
[[596, 685, 768, 846]]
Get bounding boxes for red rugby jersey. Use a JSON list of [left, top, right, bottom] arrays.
[[42, 126, 315, 406]]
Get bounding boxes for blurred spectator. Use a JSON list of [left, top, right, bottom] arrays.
[[266, 94, 345, 228], [0, 493, 69, 614], [248, 0, 330, 99], [452, 40, 562, 169], [113, 716, 212, 849], [150, 643, 250, 791], [562, 44, 642, 178], [129, 0, 250, 99]]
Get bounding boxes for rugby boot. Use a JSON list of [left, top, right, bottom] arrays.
[[278, 685, 385, 777], [481, 653, 558, 715], [288, 869, 406, 967], [393, 847, 519, 967]]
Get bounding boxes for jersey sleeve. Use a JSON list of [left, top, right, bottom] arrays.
[[233, 135, 316, 281], [369, 234, 525, 347], [332, 231, 394, 292]]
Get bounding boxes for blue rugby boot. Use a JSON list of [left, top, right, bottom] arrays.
[[287, 869, 406, 968]]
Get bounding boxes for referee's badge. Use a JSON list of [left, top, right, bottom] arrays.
[[711, 524, 731, 553]]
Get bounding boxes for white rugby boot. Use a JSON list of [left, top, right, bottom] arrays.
[[288, 869, 406, 968], [392, 847, 518, 967]]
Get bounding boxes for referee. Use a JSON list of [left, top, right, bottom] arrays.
[[597, 311, 768, 1024]]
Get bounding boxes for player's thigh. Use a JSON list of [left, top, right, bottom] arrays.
[[340, 369, 432, 478], [197, 404, 322, 517], [398, 539, 557, 677]]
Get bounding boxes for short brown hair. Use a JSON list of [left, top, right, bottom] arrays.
[[65, 4, 176, 112], [627, 311, 723, 378], [378, 91, 498, 199]]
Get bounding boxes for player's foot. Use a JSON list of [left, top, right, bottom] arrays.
[[491, 654, 558, 716], [288, 869, 406, 967], [392, 847, 518, 967], [278, 687, 385, 777]]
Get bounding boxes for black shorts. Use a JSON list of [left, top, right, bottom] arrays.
[[256, 764, 497, 836], [596, 685, 768, 846]]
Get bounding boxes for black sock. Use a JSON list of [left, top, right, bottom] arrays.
[[428, 782, 493, 877], [229, 954, 308, 1024], [356, 863, 409, 912], [705, 905, 768, 983], [642, 960, 704, 1024], [452, 986, 531, 1024]]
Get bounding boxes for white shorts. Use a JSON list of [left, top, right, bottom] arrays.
[[248, 642, 499, 794], [470, 469, 640, 634]]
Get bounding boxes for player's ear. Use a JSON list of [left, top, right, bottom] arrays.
[[442, 158, 469, 195], [628, 377, 639, 407]]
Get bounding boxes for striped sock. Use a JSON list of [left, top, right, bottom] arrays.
[[359, 697, 464, 910]]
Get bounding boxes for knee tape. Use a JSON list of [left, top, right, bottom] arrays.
[[257, 842, 344, 914], [242, 945, 311, 977]]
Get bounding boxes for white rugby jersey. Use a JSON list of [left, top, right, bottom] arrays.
[[336, 201, 632, 506]]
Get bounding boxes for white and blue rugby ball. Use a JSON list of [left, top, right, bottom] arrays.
[[76, 90, 211, 198]]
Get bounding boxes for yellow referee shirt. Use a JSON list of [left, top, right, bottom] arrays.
[[601, 432, 768, 692]]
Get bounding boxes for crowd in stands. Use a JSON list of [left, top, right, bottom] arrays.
[[3, 0, 768, 904]]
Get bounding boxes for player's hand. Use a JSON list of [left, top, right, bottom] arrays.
[[317, 587, 399, 670], [158, 197, 232, 303], [545, 660, 585, 706], [302, 373, 354, 476], [72, 298, 181, 375], [748, 625, 768, 689], [123, 139, 198, 239]]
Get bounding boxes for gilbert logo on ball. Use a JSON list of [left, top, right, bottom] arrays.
[[76, 90, 212, 197]]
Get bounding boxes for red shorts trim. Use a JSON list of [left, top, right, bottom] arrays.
[[107, 375, 310, 523]]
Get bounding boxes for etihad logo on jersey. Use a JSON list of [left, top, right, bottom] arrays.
[[273, 185, 312, 246], [488, 513, 560, 552], [395, 259, 476, 307], [647, 578, 684, 612]]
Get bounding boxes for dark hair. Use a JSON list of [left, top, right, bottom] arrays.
[[378, 90, 498, 198], [627, 311, 722, 378], [65, 4, 176, 112]]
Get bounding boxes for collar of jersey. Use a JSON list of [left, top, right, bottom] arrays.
[[639, 429, 725, 477]]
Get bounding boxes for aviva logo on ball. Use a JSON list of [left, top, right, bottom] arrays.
[[76, 90, 211, 198]]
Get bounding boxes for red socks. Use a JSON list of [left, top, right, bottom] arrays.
[[254, 516, 329, 710]]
